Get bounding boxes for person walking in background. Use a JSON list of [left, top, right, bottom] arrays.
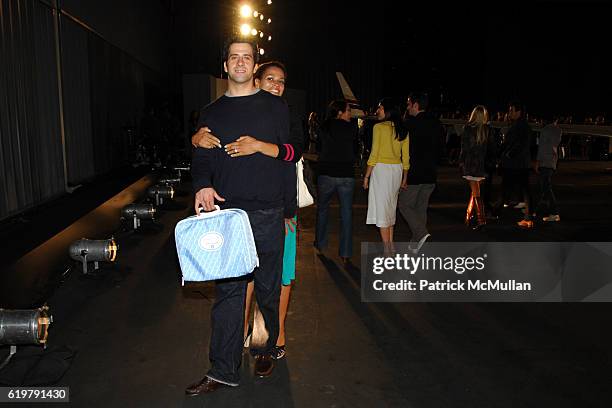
[[535, 116, 562, 222], [315, 100, 358, 266], [191, 60, 301, 361], [398, 92, 442, 251], [496, 101, 534, 228], [459, 105, 495, 230], [363, 98, 409, 254]]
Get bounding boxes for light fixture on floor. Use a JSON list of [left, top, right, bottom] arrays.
[[159, 176, 181, 186], [147, 185, 174, 206], [173, 163, 190, 179], [121, 203, 156, 230], [0, 306, 52, 370], [68, 238, 118, 274]]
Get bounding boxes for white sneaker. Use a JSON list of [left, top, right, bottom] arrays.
[[513, 202, 527, 209], [413, 233, 431, 254], [542, 214, 560, 222]]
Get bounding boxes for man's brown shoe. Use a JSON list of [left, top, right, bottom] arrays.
[[254, 354, 274, 377], [185, 376, 229, 396]]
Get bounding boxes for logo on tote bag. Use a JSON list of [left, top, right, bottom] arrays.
[[199, 232, 224, 251]]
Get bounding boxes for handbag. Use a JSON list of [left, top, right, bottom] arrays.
[[297, 158, 314, 208], [175, 206, 258, 284]]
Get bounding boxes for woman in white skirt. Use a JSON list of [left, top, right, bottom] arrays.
[[363, 99, 410, 253]]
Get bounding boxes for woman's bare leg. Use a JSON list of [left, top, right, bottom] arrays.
[[277, 284, 292, 346]]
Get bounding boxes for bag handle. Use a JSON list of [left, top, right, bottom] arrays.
[[197, 205, 221, 218]]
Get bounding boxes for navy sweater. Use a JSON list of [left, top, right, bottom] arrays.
[[191, 90, 296, 217]]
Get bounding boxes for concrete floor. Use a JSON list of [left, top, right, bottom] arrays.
[[2, 162, 612, 407]]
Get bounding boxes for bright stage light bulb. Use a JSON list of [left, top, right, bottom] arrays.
[[240, 5, 252, 18]]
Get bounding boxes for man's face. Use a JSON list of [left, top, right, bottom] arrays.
[[339, 105, 352, 122], [406, 98, 419, 117], [224, 43, 257, 84], [508, 106, 521, 121]]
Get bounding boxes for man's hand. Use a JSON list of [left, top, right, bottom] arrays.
[[194, 187, 225, 213], [284, 217, 297, 235], [192, 127, 221, 148], [225, 136, 261, 158]]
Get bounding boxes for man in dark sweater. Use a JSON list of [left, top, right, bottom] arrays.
[[186, 38, 293, 395], [496, 101, 534, 228], [398, 92, 442, 251]]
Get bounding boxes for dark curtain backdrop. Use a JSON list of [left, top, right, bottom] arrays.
[[0, 0, 165, 221]]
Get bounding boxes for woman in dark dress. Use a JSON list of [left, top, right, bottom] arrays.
[[459, 105, 495, 229]]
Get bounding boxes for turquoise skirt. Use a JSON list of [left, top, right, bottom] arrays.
[[282, 216, 297, 285]]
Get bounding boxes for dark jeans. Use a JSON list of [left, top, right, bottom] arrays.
[[315, 175, 355, 257], [207, 207, 284, 385], [536, 167, 558, 216], [497, 168, 533, 220]]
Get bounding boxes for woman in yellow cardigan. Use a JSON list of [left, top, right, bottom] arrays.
[[363, 99, 410, 253]]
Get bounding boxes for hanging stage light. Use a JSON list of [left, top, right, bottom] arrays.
[[240, 23, 251, 36], [69, 238, 118, 274], [240, 5, 252, 18], [121, 203, 156, 230], [147, 185, 174, 206], [0, 306, 52, 370]]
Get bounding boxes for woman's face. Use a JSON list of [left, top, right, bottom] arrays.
[[255, 66, 286, 96]]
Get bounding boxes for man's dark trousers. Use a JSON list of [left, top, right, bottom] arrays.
[[536, 167, 558, 216], [206, 207, 284, 385]]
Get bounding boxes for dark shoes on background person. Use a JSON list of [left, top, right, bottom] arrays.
[[185, 376, 229, 396], [254, 354, 274, 377]]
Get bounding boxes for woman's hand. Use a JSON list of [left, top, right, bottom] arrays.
[[363, 176, 369, 190], [225, 136, 261, 157], [284, 217, 297, 235], [192, 127, 221, 148]]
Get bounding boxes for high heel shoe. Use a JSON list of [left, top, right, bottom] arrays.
[[243, 324, 252, 348]]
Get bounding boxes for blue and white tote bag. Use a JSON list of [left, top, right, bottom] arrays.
[[175, 206, 258, 284]]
